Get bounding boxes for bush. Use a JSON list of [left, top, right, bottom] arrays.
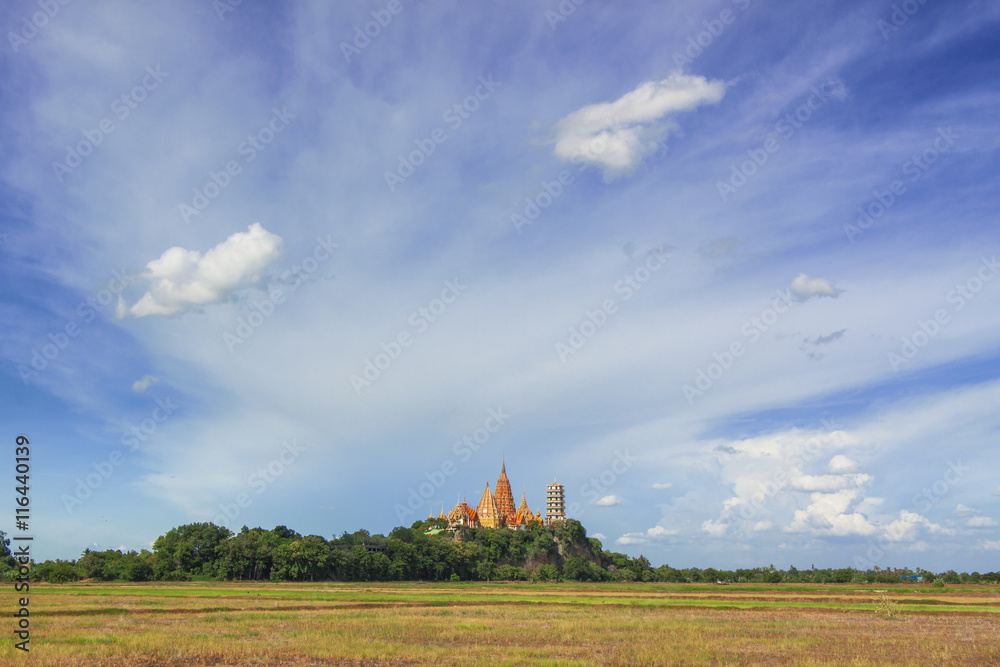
[[533, 565, 560, 582], [35, 561, 80, 583], [495, 565, 529, 581], [160, 570, 192, 582], [873, 591, 902, 619]]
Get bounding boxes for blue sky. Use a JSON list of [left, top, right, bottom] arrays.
[[2, 0, 1000, 571]]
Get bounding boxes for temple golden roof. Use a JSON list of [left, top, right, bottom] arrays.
[[476, 482, 502, 529], [494, 455, 517, 524]]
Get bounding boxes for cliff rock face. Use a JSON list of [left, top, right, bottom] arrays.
[[453, 520, 601, 576]]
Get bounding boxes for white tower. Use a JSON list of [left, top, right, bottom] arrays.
[[546, 479, 565, 524]]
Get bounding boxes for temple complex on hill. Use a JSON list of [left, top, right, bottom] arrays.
[[431, 458, 566, 530]]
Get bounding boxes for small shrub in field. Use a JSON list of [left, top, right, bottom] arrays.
[[932, 579, 944, 588], [873, 591, 902, 619]]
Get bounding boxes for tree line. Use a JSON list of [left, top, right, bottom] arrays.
[[2, 522, 997, 585]]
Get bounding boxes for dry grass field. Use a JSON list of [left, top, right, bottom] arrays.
[[3, 581, 1000, 665]]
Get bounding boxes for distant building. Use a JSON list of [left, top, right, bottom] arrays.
[[445, 457, 551, 530], [546, 479, 565, 524]]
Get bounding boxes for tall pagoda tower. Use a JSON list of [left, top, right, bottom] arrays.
[[546, 479, 566, 524], [476, 482, 502, 529], [494, 456, 517, 524]]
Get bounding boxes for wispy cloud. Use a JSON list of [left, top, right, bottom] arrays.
[[553, 72, 726, 179], [131, 375, 159, 393], [806, 329, 847, 346]]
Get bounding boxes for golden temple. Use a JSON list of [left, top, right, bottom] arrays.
[[432, 457, 561, 530]]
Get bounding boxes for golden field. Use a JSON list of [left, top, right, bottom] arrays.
[[3, 581, 999, 665]]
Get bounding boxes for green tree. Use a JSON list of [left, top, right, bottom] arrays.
[[33, 560, 80, 583], [153, 523, 232, 576], [118, 550, 155, 582], [0, 531, 15, 569], [78, 549, 123, 581]]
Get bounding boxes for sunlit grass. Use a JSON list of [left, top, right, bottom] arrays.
[[1, 581, 998, 665]]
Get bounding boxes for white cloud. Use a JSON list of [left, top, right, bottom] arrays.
[[651, 482, 673, 490], [979, 540, 1000, 551], [121, 223, 282, 318], [131, 375, 159, 393], [591, 533, 606, 540], [967, 516, 998, 528], [615, 524, 678, 545], [994, 487, 1000, 497], [788, 473, 872, 492], [786, 489, 878, 537], [954, 503, 981, 517], [701, 519, 729, 537], [789, 273, 843, 301], [595, 494, 621, 506], [552, 72, 726, 179], [752, 521, 774, 532], [826, 455, 859, 473], [881, 510, 950, 542]]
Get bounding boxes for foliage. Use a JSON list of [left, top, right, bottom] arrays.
[[33, 559, 81, 583], [153, 523, 232, 578], [26, 520, 1000, 587]]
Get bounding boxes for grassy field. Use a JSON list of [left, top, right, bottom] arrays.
[[4, 581, 1000, 665]]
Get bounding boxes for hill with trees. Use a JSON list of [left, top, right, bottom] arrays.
[[3, 523, 998, 585]]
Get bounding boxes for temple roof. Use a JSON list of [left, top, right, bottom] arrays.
[[477, 482, 500, 519], [516, 491, 533, 518], [494, 458, 516, 522], [448, 499, 478, 525]]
